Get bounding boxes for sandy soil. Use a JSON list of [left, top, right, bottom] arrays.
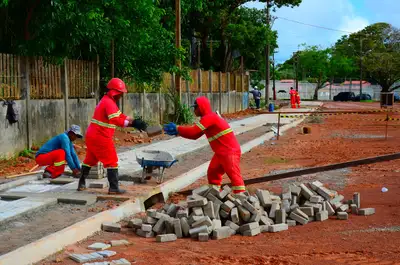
[[39, 102, 400, 265]]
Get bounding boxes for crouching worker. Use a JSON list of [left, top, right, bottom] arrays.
[[164, 96, 246, 193], [35, 125, 82, 180], [77, 78, 148, 194]]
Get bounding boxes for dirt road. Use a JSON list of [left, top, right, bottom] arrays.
[[41, 102, 400, 265]]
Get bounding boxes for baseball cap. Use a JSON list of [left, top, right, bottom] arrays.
[[67, 124, 83, 138]]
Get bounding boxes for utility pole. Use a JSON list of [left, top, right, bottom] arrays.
[[359, 37, 363, 97], [175, 0, 182, 99], [272, 51, 276, 100], [265, 1, 271, 107]]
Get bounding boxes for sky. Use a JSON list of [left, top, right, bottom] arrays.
[[244, 0, 400, 64]]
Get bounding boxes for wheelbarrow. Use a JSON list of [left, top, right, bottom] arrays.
[[135, 150, 178, 184]]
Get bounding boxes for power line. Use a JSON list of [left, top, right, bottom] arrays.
[[275, 16, 354, 34]]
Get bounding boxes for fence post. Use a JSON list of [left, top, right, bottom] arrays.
[[234, 74, 237, 112], [158, 84, 162, 125], [218, 72, 222, 113], [186, 79, 191, 106], [60, 59, 69, 131], [209, 70, 213, 107], [141, 87, 145, 119], [227, 72, 230, 113], [241, 73, 244, 110], [198, 69, 202, 95], [20, 57, 32, 149]]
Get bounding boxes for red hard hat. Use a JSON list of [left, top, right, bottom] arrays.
[[107, 78, 127, 93]]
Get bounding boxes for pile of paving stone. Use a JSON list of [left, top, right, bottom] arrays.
[[112, 181, 375, 242]]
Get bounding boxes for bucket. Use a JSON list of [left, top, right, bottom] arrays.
[[268, 103, 274, 112]]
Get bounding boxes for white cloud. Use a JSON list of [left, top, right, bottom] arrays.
[[244, 0, 370, 63]]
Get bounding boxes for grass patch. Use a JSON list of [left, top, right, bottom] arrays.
[[264, 157, 290, 164]]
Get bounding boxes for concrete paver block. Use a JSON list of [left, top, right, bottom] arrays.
[[337, 212, 348, 220], [188, 215, 203, 225], [206, 193, 224, 206], [282, 199, 291, 213], [189, 225, 208, 236], [290, 204, 299, 211], [260, 225, 270, 233], [300, 184, 313, 199], [153, 218, 166, 233], [110, 240, 130, 247], [239, 222, 259, 233], [337, 204, 349, 213], [88, 181, 108, 189], [192, 216, 213, 228], [198, 232, 209, 242], [256, 189, 272, 207], [281, 192, 291, 201], [286, 219, 296, 227], [350, 204, 358, 215], [225, 220, 240, 232], [242, 227, 261, 236], [242, 200, 258, 215], [310, 195, 323, 203], [192, 185, 210, 196], [212, 219, 222, 230], [156, 234, 177, 243], [249, 212, 261, 223], [291, 195, 298, 205], [293, 208, 309, 220], [309, 181, 324, 191], [353, 192, 361, 208], [213, 203, 221, 220], [238, 205, 251, 222], [165, 219, 174, 234], [316, 210, 328, 221], [290, 185, 301, 196], [329, 195, 344, 205], [146, 216, 157, 225], [289, 212, 308, 225], [192, 207, 204, 216], [102, 222, 121, 233], [203, 201, 215, 219], [58, 194, 97, 205], [358, 208, 375, 216], [231, 207, 240, 224], [260, 215, 272, 226], [88, 243, 111, 251], [316, 187, 335, 200], [324, 201, 335, 216], [219, 208, 230, 219], [176, 208, 189, 218], [212, 226, 232, 240], [69, 253, 96, 263], [299, 207, 314, 217], [110, 258, 131, 265], [167, 204, 179, 217], [269, 202, 280, 219], [136, 229, 155, 238], [127, 218, 142, 229], [187, 198, 208, 208], [275, 209, 287, 224], [141, 224, 153, 232], [146, 209, 157, 218], [173, 218, 183, 238], [221, 200, 235, 213], [268, 223, 289, 233], [180, 217, 190, 237], [96, 250, 117, 258]]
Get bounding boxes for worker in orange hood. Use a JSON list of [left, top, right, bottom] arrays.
[[164, 96, 246, 193], [289, 87, 296, 109], [77, 78, 147, 194], [295, 88, 301, 108]]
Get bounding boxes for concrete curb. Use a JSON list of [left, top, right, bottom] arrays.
[[0, 175, 39, 192], [0, 199, 143, 265], [0, 111, 314, 265]]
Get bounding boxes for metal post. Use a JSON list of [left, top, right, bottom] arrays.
[[360, 37, 363, 97], [272, 51, 276, 100], [277, 113, 281, 140], [175, 0, 182, 100], [385, 113, 389, 140], [265, 1, 271, 107]]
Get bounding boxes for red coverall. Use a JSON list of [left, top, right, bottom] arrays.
[[289, 89, 297, 109], [82, 90, 128, 168], [36, 150, 66, 178], [178, 96, 245, 193], [295, 90, 301, 108]]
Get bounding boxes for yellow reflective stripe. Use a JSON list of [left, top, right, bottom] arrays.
[[105, 166, 119, 169], [54, 160, 66, 166], [232, 186, 246, 191], [208, 184, 221, 189], [195, 122, 206, 131], [108, 111, 121, 119], [207, 128, 233, 142], [91, 119, 117, 129], [81, 163, 92, 168]]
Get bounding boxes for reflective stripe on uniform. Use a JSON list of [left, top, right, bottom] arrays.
[[91, 118, 117, 129], [207, 128, 233, 142], [81, 163, 93, 168], [208, 184, 221, 189], [108, 110, 121, 119], [232, 185, 246, 191], [195, 122, 206, 131], [54, 160, 66, 167]]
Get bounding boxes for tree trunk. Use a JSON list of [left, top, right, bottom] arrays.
[[313, 85, 319, 100]]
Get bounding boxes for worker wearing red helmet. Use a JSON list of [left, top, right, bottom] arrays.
[[77, 78, 147, 194], [164, 96, 246, 193]]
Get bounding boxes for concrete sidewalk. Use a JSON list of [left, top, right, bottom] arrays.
[[118, 111, 312, 176]]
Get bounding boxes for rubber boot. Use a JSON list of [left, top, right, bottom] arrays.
[[77, 165, 91, 191], [107, 168, 126, 195]]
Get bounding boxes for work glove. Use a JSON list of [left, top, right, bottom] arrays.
[[131, 117, 148, 132], [163, 122, 178, 136], [72, 169, 81, 178]]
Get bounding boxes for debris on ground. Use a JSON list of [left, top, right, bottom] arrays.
[[115, 181, 375, 242]]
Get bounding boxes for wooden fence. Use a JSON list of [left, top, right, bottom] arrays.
[[0, 52, 249, 100]]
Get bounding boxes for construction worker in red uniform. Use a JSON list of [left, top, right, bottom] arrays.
[[295, 88, 301, 108], [77, 78, 147, 194], [163, 96, 246, 193], [289, 87, 297, 109]]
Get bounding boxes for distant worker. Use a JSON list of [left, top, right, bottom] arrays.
[[289, 87, 297, 109], [250, 86, 262, 109], [163, 96, 246, 194], [295, 88, 301, 108], [35, 125, 82, 180], [77, 78, 147, 194]]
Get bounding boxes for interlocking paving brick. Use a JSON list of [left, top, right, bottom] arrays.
[[87, 243, 111, 251], [358, 208, 375, 216], [156, 234, 177, 242], [101, 222, 121, 233]]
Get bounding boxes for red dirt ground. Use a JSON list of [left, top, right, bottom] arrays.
[[40, 102, 400, 265]]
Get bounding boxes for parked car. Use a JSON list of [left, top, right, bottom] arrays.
[[333, 92, 355, 101], [353, 93, 372, 101]]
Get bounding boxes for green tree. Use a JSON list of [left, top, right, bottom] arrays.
[[334, 23, 400, 92]]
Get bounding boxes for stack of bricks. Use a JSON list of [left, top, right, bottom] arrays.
[[127, 181, 375, 242], [87, 162, 106, 179]]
